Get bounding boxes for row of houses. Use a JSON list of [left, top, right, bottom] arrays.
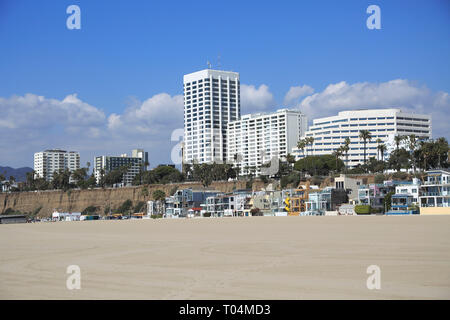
[[147, 169, 450, 218], [336, 169, 449, 215]]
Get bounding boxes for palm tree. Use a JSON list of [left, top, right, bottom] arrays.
[[297, 139, 306, 158], [0, 174, 4, 192], [332, 148, 343, 174], [377, 143, 386, 162], [233, 153, 241, 177], [307, 137, 315, 156], [376, 138, 382, 161], [407, 134, 417, 172], [435, 137, 448, 168], [286, 153, 294, 162], [359, 130, 372, 167], [394, 135, 405, 151], [342, 137, 350, 173]]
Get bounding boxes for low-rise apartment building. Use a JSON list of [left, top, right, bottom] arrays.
[[94, 149, 148, 186], [292, 108, 432, 167], [34, 149, 80, 181]]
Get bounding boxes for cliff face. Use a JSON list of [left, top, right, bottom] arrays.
[[0, 180, 265, 217]]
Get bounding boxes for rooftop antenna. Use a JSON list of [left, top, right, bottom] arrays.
[[217, 54, 221, 69], [207, 60, 212, 69]]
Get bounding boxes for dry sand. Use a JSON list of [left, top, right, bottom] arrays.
[[0, 215, 449, 299]]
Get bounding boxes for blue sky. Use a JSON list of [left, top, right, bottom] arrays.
[[0, 0, 449, 168]]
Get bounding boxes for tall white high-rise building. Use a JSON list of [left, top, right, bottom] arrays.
[[227, 109, 308, 175], [183, 69, 240, 164], [34, 149, 80, 181], [291, 108, 432, 167]]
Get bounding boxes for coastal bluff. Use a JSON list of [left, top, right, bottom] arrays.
[[0, 180, 266, 217]]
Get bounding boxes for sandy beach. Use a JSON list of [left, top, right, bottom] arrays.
[[0, 215, 449, 300]]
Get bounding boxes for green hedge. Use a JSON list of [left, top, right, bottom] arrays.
[[355, 205, 371, 214]]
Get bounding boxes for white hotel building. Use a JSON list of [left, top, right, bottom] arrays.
[[292, 108, 431, 167], [227, 109, 307, 175], [183, 69, 240, 164], [34, 149, 80, 181]]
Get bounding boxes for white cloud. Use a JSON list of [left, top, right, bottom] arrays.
[[1, 80, 448, 168], [0, 93, 105, 132], [0, 93, 184, 168], [240, 84, 276, 113], [107, 93, 183, 135], [284, 85, 314, 105], [298, 79, 450, 139]]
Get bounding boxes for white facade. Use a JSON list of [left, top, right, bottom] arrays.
[[227, 109, 307, 175], [34, 149, 80, 181], [395, 179, 421, 204], [419, 170, 450, 208], [292, 108, 432, 167], [94, 149, 148, 186], [183, 69, 240, 164]]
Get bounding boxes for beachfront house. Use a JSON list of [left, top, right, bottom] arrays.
[[419, 169, 450, 215], [395, 178, 421, 204], [334, 174, 364, 201], [386, 194, 419, 215], [165, 189, 219, 218]]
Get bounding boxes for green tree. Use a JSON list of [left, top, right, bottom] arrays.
[[86, 173, 97, 189], [332, 148, 343, 174], [193, 163, 213, 187], [82, 206, 99, 215], [117, 199, 133, 215], [294, 154, 344, 176], [306, 137, 315, 156], [394, 135, 406, 151], [377, 143, 387, 162], [71, 168, 88, 189], [388, 148, 411, 172], [297, 139, 306, 158], [286, 153, 296, 173], [342, 137, 350, 172], [407, 134, 418, 172], [375, 138, 382, 160], [383, 191, 395, 212], [133, 201, 146, 213], [51, 168, 72, 191], [359, 130, 372, 168], [0, 174, 4, 192]]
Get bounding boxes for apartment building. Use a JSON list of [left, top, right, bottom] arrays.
[[94, 149, 148, 186], [34, 149, 80, 181], [419, 169, 450, 215], [227, 109, 307, 176], [183, 69, 240, 164], [291, 108, 432, 167]]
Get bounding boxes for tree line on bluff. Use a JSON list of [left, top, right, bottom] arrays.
[[1, 133, 448, 193]]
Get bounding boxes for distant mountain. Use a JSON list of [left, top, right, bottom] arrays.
[[0, 166, 33, 182]]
